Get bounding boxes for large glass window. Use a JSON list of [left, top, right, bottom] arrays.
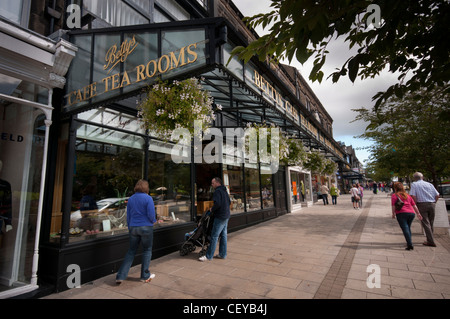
[[245, 163, 261, 211], [223, 164, 244, 214], [290, 170, 310, 206], [68, 123, 145, 242], [0, 0, 29, 26], [260, 164, 274, 208], [83, 0, 149, 27], [148, 141, 191, 227]]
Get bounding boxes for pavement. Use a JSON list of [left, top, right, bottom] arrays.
[[42, 193, 450, 300]]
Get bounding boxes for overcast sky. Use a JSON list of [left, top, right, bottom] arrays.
[[233, 0, 399, 164]]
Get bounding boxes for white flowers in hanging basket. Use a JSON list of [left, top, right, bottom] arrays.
[[137, 77, 216, 140]]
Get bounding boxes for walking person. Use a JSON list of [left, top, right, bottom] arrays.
[[350, 184, 360, 209], [357, 183, 364, 207], [330, 183, 339, 205], [391, 182, 422, 250], [409, 172, 440, 247], [116, 179, 157, 284], [199, 177, 231, 261], [320, 183, 329, 205]]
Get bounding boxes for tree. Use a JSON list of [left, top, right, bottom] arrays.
[[353, 87, 450, 186], [232, 0, 450, 108]]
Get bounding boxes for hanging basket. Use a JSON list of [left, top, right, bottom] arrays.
[[137, 77, 217, 140]]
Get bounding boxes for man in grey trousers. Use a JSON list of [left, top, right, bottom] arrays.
[[409, 172, 440, 247]]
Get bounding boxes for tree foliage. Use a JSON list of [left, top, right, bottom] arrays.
[[353, 87, 450, 186], [232, 0, 450, 108]]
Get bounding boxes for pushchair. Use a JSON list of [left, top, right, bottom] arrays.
[[179, 210, 214, 257]]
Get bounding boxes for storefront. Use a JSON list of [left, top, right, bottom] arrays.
[[0, 17, 76, 298], [23, 15, 346, 293]]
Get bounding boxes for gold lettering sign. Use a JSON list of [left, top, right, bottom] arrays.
[[66, 39, 200, 108], [253, 70, 298, 119], [104, 35, 139, 74]]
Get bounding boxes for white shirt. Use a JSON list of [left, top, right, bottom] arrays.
[[350, 187, 360, 197], [409, 180, 439, 203]]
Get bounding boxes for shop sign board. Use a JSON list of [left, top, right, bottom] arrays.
[[64, 29, 208, 112]]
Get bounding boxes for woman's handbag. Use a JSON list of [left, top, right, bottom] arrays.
[[395, 195, 404, 210]]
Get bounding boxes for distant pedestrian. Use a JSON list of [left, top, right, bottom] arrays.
[[373, 182, 378, 194], [116, 179, 157, 284], [350, 184, 360, 209], [330, 184, 339, 205], [199, 177, 231, 261], [409, 172, 440, 247], [391, 182, 423, 250], [357, 183, 364, 207], [320, 184, 329, 205]]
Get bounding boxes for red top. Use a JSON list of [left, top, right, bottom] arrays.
[[391, 193, 416, 214]]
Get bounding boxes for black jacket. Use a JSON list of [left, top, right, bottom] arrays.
[[211, 185, 231, 219]]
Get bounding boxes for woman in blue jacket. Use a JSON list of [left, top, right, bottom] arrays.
[[116, 179, 157, 284]]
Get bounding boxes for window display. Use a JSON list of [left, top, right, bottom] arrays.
[[260, 164, 274, 208], [245, 164, 261, 211], [223, 164, 244, 214], [148, 141, 191, 227], [67, 125, 145, 242]]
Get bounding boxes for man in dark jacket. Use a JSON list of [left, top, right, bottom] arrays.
[[199, 177, 231, 261]]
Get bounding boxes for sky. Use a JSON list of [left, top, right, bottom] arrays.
[[233, 0, 399, 165]]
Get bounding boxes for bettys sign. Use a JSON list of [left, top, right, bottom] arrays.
[[64, 30, 207, 112]]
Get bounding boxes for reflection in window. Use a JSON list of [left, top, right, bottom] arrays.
[[245, 163, 261, 211], [148, 141, 191, 228], [68, 124, 145, 242], [223, 164, 244, 214], [260, 164, 274, 208]]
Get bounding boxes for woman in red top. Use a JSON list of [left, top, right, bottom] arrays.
[[391, 182, 423, 250]]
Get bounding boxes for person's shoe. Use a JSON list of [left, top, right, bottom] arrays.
[[423, 242, 436, 247], [116, 279, 123, 285], [199, 256, 210, 262], [142, 273, 156, 283], [405, 246, 414, 251], [214, 254, 225, 259]]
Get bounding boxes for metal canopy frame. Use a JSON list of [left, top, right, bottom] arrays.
[[199, 65, 347, 164]]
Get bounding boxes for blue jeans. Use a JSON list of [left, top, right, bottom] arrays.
[[331, 195, 337, 205], [206, 217, 229, 260], [116, 226, 153, 281], [396, 213, 415, 247]]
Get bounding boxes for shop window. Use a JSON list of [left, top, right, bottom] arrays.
[[290, 171, 300, 205], [83, 0, 149, 27], [67, 123, 145, 243], [0, 0, 30, 27], [223, 164, 244, 214], [260, 164, 274, 208], [0, 103, 44, 289], [245, 164, 261, 211], [148, 140, 191, 228], [290, 170, 309, 205]]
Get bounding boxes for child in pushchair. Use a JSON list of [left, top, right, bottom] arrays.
[[179, 210, 214, 257]]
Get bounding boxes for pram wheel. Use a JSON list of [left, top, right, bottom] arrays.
[[180, 242, 195, 256], [180, 246, 189, 256]]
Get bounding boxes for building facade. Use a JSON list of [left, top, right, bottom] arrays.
[[0, 0, 349, 297]]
